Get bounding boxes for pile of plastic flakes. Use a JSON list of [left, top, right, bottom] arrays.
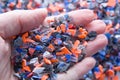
[[0, 0, 120, 80], [12, 14, 97, 80]]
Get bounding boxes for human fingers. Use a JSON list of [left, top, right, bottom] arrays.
[[86, 20, 106, 34], [44, 10, 106, 34], [57, 57, 96, 80], [85, 34, 108, 57], [44, 9, 95, 26], [0, 8, 47, 39]]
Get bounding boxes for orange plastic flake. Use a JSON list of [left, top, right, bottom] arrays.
[[105, 24, 112, 33], [71, 40, 82, 57], [16, 0, 22, 8], [99, 65, 104, 73], [44, 58, 52, 65], [73, 49, 81, 58], [67, 29, 76, 36], [83, 31, 88, 35], [60, 24, 66, 33], [56, 26, 61, 32], [71, 48, 76, 53], [24, 38, 35, 43], [79, 28, 84, 32], [71, 46, 81, 57], [107, 69, 114, 76], [73, 42, 82, 56], [94, 72, 101, 79], [22, 59, 31, 72], [23, 66, 31, 72], [9, 2, 15, 8], [51, 59, 59, 63], [81, 28, 87, 32], [99, 74, 105, 80], [41, 74, 49, 80], [22, 32, 29, 42], [113, 75, 119, 80], [78, 28, 88, 37], [78, 34, 86, 39], [35, 35, 41, 40], [73, 40, 80, 49], [22, 59, 27, 67], [94, 72, 105, 80], [60, 46, 72, 54], [48, 44, 55, 52], [114, 66, 120, 71], [56, 52, 64, 56]]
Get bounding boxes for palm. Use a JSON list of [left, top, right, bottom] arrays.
[[0, 9, 107, 80]]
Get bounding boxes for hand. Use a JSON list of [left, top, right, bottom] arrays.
[[0, 9, 107, 80]]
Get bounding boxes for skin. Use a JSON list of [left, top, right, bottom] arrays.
[[0, 9, 108, 80]]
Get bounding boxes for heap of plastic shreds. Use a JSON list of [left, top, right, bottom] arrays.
[[0, 0, 120, 80], [12, 14, 97, 80]]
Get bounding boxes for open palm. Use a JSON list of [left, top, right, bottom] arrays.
[[0, 9, 107, 80]]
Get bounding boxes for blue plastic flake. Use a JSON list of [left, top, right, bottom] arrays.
[[56, 34, 61, 39], [48, 35, 53, 41], [16, 48, 23, 53], [94, 67, 100, 72], [65, 54, 71, 59], [56, 62, 70, 72], [105, 33, 111, 40], [13, 36, 23, 47], [65, 54, 71, 62], [35, 45, 44, 51], [40, 36, 48, 43], [64, 14, 69, 20], [55, 39, 62, 45]]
